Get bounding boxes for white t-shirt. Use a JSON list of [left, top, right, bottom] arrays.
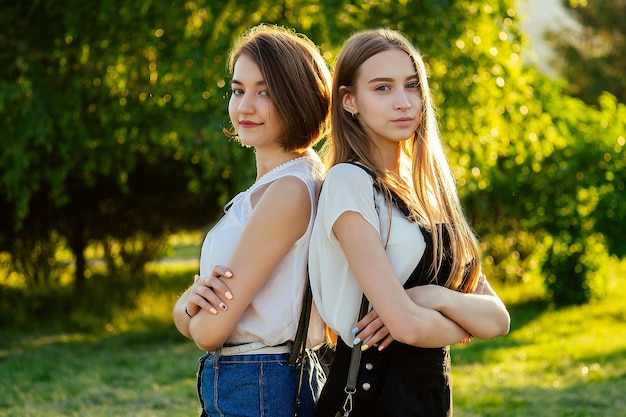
[[309, 163, 427, 344], [199, 149, 326, 348]]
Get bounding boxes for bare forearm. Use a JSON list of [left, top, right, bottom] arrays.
[[391, 305, 470, 348], [418, 285, 510, 339], [440, 292, 509, 338]]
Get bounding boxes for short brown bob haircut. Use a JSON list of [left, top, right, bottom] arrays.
[[224, 24, 331, 151]]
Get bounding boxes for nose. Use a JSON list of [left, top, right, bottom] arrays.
[[394, 89, 412, 111], [237, 92, 254, 114]]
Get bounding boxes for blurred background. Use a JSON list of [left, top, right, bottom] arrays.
[[1, 1, 624, 416]]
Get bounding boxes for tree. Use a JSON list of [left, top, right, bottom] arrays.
[[0, 0, 258, 290], [4, 0, 518, 290], [547, 0, 626, 105], [1, 0, 624, 309]]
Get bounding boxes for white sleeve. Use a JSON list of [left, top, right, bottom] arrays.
[[317, 163, 380, 245], [309, 163, 382, 344]]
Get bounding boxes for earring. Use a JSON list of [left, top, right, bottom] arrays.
[[351, 112, 357, 119]]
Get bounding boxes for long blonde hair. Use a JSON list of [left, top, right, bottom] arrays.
[[323, 29, 480, 293]]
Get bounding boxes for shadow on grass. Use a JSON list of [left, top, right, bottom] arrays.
[[0, 323, 181, 358], [506, 292, 554, 326], [0, 324, 201, 417], [0, 264, 196, 336]]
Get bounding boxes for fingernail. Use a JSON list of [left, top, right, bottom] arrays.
[[225, 291, 233, 300], [194, 275, 201, 282], [352, 337, 361, 345], [219, 303, 228, 311], [351, 327, 359, 334], [377, 344, 385, 351], [361, 344, 369, 351], [225, 271, 233, 277], [210, 308, 218, 315]]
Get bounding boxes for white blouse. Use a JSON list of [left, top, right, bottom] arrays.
[[309, 163, 427, 345], [199, 149, 326, 348]]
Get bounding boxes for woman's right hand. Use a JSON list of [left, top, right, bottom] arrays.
[[185, 265, 234, 317], [353, 309, 395, 351]]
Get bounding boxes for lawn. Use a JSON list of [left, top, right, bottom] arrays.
[[1, 251, 625, 417], [452, 259, 626, 416]]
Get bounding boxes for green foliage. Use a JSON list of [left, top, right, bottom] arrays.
[[1, 0, 625, 305], [3, 231, 72, 288], [517, 76, 626, 303], [547, 0, 626, 105], [541, 234, 609, 305], [0, 0, 257, 286]]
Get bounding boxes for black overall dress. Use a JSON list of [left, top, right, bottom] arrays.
[[314, 225, 456, 417]]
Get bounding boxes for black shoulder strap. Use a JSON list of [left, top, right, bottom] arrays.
[[345, 161, 377, 183], [344, 161, 412, 220]]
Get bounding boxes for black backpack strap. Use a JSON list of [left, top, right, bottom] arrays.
[[343, 161, 412, 220]]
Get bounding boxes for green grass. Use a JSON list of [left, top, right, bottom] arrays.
[[0, 262, 203, 417], [1, 255, 625, 416], [0, 327, 199, 417], [452, 259, 626, 416]]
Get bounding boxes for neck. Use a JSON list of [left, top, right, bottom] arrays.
[[371, 143, 403, 175], [255, 148, 307, 180]]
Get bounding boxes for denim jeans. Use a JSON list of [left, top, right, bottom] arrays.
[[197, 349, 322, 417]]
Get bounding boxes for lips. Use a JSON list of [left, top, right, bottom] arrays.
[[392, 117, 415, 127], [239, 120, 261, 128]]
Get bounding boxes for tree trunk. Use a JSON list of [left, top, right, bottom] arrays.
[[70, 222, 86, 295]]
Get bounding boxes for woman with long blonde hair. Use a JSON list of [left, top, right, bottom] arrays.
[[309, 29, 510, 416]]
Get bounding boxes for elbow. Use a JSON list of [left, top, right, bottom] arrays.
[[194, 340, 220, 352], [173, 309, 191, 339], [493, 306, 511, 337], [193, 337, 221, 352], [396, 332, 423, 347], [499, 310, 511, 336], [474, 310, 511, 339], [189, 317, 227, 352], [389, 321, 426, 346], [478, 322, 509, 339], [385, 309, 442, 346]]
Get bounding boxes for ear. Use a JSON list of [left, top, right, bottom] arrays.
[[340, 86, 357, 116]]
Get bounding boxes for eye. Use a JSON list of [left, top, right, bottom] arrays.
[[407, 81, 420, 89], [375, 85, 391, 91], [231, 88, 244, 96], [259, 89, 270, 97]]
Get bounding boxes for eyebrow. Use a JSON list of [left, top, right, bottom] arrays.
[[368, 75, 419, 84], [231, 79, 267, 86]]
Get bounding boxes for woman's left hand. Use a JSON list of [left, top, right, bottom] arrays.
[[186, 265, 234, 316]]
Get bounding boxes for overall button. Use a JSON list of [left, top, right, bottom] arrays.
[[365, 363, 373, 370], [362, 382, 371, 391]]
